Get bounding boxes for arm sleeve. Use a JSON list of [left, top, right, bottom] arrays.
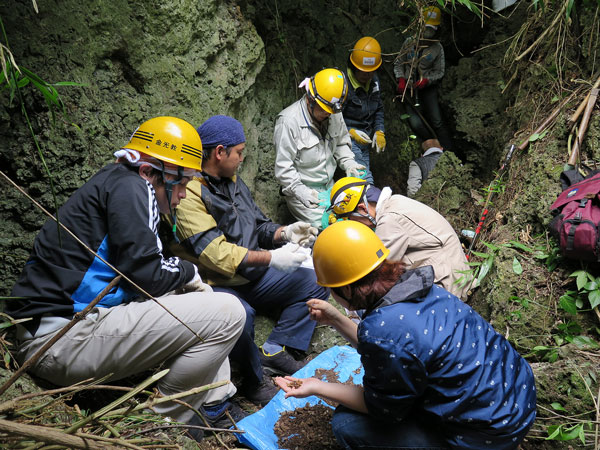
[[106, 177, 195, 297], [406, 161, 422, 197], [274, 115, 303, 197], [425, 44, 445, 83], [393, 38, 413, 80], [332, 116, 360, 172], [175, 182, 248, 279]]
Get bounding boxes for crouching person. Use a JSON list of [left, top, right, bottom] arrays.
[[276, 220, 536, 449], [7, 117, 246, 440]]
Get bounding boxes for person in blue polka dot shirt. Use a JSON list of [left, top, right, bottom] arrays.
[[276, 221, 536, 449]]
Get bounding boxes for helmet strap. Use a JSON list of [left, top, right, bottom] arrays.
[[160, 161, 185, 243]]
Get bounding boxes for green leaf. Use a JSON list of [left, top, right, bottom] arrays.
[[585, 281, 599, 291], [512, 257, 523, 275], [529, 133, 540, 142], [559, 295, 577, 315], [478, 254, 495, 281], [589, 290, 600, 309], [550, 402, 566, 412], [400, 114, 411, 120], [572, 335, 599, 349], [576, 272, 588, 291], [508, 240, 535, 253]]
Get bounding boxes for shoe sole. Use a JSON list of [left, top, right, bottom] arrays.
[[262, 365, 291, 377]]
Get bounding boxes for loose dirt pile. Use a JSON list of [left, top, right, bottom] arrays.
[[274, 403, 342, 450]]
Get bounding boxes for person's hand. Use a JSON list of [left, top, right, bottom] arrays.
[[348, 128, 372, 145], [275, 376, 322, 399], [307, 299, 345, 326], [176, 268, 213, 294], [414, 78, 429, 89], [397, 77, 407, 93], [269, 243, 308, 273], [282, 221, 319, 247], [372, 130, 386, 153], [295, 185, 320, 209], [346, 164, 367, 178]]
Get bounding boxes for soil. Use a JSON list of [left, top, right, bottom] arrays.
[[274, 403, 342, 450]]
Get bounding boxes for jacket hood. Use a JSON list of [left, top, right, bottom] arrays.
[[365, 265, 434, 315]]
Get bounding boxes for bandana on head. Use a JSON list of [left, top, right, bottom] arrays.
[[196, 115, 246, 149]]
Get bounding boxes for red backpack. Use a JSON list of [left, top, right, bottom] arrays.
[[549, 172, 600, 262]]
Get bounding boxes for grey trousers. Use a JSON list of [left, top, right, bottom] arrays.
[[17, 292, 245, 423]]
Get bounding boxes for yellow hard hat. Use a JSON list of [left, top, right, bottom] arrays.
[[350, 37, 382, 72], [122, 116, 203, 171], [330, 177, 368, 217], [423, 6, 442, 28], [308, 68, 348, 114], [313, 220, 390, 287]]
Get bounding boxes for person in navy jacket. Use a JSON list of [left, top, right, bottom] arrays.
[[276, 220, 536, 449]]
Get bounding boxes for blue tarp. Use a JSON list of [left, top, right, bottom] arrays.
[[236, 345, 364, 450]]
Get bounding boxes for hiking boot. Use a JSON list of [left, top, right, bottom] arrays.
[[259, 347, 308, 376], [187, 400, 247, 442], [241, 374, 279, 406]]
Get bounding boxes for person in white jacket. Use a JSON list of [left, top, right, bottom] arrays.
[[274, 68, 365, 228]]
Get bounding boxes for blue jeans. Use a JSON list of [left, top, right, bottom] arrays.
[[350, 140, 374, 184], [332, 406, 450, 449], [403, 85, 453, 151], [215, 267, 329, 384]]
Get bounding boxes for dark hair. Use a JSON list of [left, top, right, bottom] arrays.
[[332, 260, 405, 310], [203, 145, 233, 160]]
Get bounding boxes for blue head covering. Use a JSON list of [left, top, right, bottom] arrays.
[[196, 115, 246, 148], [365, 185, 381, 203]]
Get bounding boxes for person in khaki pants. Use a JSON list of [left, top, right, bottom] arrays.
[[8, 117, 246, 441]]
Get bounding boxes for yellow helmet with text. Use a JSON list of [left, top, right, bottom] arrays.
[[423, 6, 442, 28], [308, 68, 348, 114], [350, 37, 382, 72], [313, 220, 390, 287], [122, 116, 203, 171], [329, 177, 368, 217]]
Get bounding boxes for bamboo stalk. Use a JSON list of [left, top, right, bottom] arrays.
[[568, 88, 599, 166], [0, 276, 122, 397], [569, 74, 600, 127], [0, 419, 118, 450]]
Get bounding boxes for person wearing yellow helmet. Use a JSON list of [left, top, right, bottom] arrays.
[[329, 176, 470, 299], [8, 116, 248, 441], [274, 68, 366, 228], [394, 5, 453, 153], [275, 220, 536, 449], [343, 36, 386, 185]]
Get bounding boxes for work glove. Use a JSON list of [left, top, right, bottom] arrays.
[[397, 77, 407, 93], [269, 243, 308, 273], [372, 130, 386, 154], [346, 164, 367, 179], [176, 266, 213, 295], [295, 185, 320, 209], [414, 78, 429, 89], [282, 221, 319, 247], [348, 128, 372, 145]]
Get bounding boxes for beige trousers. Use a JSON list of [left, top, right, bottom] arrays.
[[17, 292, 245, 423]]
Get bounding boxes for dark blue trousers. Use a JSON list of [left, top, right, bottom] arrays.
[[403, 85, 453, 152], [332, 405, 450, 449], [214, 267, 329, 384]]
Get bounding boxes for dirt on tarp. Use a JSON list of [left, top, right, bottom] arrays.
[[274, 403, 342, 450]]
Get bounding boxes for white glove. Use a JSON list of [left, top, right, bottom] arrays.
[[295, 185, 320, 209], [176, 267, 213, 294], [346, 165, 367, 178], [282, 221, 319, 247], [269, 243, 308, 273]]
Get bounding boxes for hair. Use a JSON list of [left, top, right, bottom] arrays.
[[332, 260, 406, 310], [203, 145, 233, 160]]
